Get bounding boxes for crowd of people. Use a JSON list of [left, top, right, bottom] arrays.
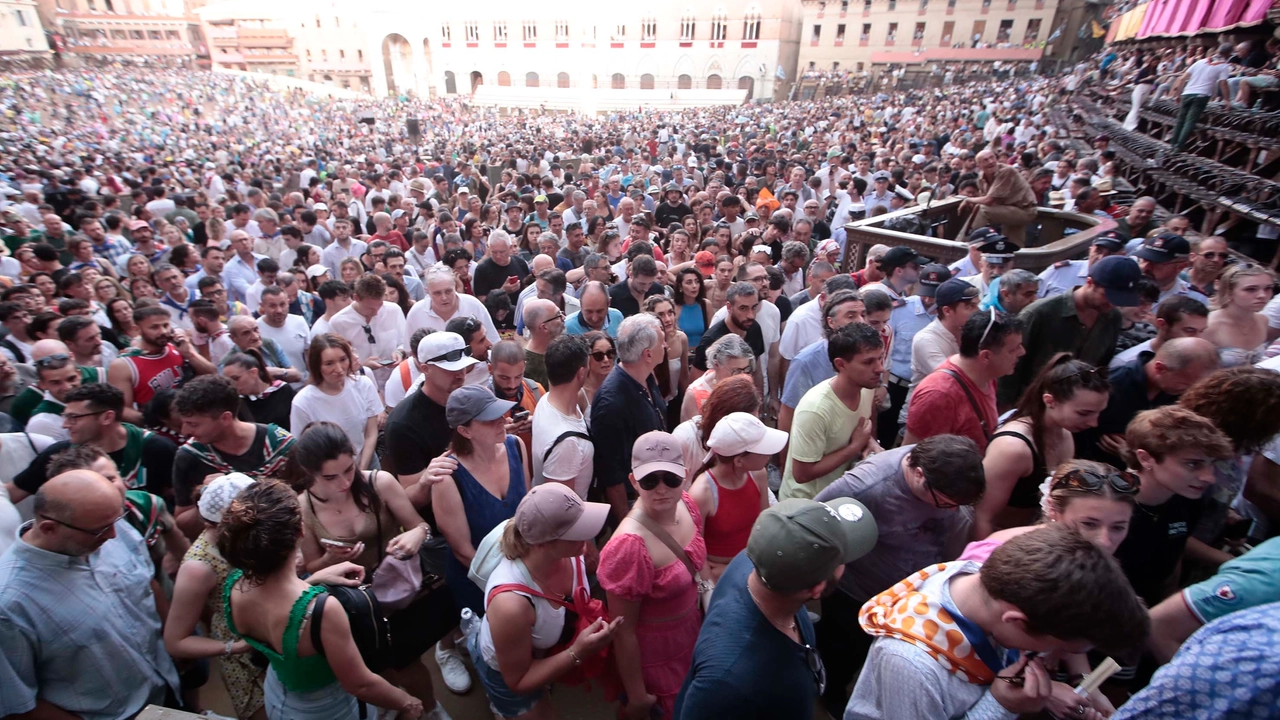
[[0, 51, 1278, 720]]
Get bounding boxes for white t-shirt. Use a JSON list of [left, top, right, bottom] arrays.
[[289, 375, 383, 458], [1182, 58, 1232, 97], [778, 297, 824, 361], [530, 393, 594, 499], [258, 315, 312, 387]]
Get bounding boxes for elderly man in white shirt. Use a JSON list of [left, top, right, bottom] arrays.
[[406, 265, 501, 345], [328, 273, 407, 387], [779, 275, 860, 361]]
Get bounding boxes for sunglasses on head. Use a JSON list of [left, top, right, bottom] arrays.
[[637, 471, 683, 491], [429, 348, 468, 364], [34, 353, 72, 369], [1053, 467, 1140, 495]]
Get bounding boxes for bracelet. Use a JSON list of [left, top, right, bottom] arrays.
[[567, 648, 583, 666], [416, 522, 432, 538], [224, 640, 234, 656]]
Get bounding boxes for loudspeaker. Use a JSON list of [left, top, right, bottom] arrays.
[[406, 118, 421, 138], [358, 113, 376, 126]]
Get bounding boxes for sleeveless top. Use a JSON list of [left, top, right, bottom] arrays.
[[478, 556, 589, 670], [449, 435, 527, 570], [678, 303, 706, 349], [222, 569, 337, 693], [703, 469, 762, 560], [685, 374, 714, 418], [1217, 341, 1269, 369], [990, 428, 1047, 509], [301, 471, 397, 575], [120, 345, 185, 407]]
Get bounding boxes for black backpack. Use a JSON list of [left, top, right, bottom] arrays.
[[310, 585, 392, 675]]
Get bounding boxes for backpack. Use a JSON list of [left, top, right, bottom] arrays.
[[310, 585, 393, 676]]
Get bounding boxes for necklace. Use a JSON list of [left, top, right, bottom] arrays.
[[747, 580, 797, 635]]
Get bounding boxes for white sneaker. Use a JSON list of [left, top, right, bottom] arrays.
[[434, 642, 472, 694], [424, 702, 452, 720]]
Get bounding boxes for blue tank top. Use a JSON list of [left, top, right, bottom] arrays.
[[678, 303, 706, 349], [445, 435, 527, 611]]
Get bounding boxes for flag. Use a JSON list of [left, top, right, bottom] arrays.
[[1091, 20, 1106, 38], [1048, 24, 1063, 42], [776, 64, 787, 81]]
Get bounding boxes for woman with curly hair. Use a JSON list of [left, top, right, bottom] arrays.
[[977, 353, 1111, 539]]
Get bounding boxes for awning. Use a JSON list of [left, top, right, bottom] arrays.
[[1123, 0, 1271, 40]]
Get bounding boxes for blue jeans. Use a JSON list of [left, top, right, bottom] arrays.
[[468, 631, 544, 718]]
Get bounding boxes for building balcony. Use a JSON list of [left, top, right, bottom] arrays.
[[243, 52, 297, 63], [869, 45, 1044, 63], [57, 10, 195, 23], [237, 28, 290, 47], [64, 44, 195, 56]]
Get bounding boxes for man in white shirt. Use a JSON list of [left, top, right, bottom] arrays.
[[531, 334, 594, 499], [1170, 43, 1234, 150], [256, 286, 311, 388], [780, 275, 860, 361], [406, 265, 501, 344], [321, 218, 368, 276], [143, 186, 176, 219], [224, 231, 266, 295], [245, 258, 279, 314], [710, 263, 784, 406], [309, 280, 352, 339], [328, 274, 407, 387]]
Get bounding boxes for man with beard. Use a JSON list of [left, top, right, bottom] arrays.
[[108, 305, 215, 424]]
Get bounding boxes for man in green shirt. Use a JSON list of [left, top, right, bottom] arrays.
[[780, 322, 884, 501], [998, 256, 1141, 408]]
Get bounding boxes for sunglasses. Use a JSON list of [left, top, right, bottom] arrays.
[[361, 324, 377, 345], [590, 349, 617, 362], [1197, 252, 1228, 260], [39, 510, 126, 539], [637, 471, 683, 491], [804, 643, 828, 695], [977, 311, 1001, 347], [1053, 467, 1140, 495], [1057, 361, 1105, 384], [997, 651, 1045, 687], [34, 353, 72, 369], [429, 348, 468, 364]]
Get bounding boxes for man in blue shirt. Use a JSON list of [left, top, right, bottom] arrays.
[[565, 281, 624, 338], [0, 470, 180, 720], [674, 496, 877, 720]]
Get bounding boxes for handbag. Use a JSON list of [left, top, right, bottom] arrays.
[[630, 510, 715, 612]]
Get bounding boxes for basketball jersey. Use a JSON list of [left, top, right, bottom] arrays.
[[121, 345, 185, 407]]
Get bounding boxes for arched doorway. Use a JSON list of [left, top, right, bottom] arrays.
[[381, 34, 414, 96], [738, 75, 754, 99], [557, 72, 570, 88], [677, 74, 692, 89], [498, 71, 511, 86], [470, 71, 483, 92], [640, 73, 654, 89], [444, 70, 457, 94], [611, 73, 626, 89], [706, 74, 722, 89], [526, 72, 539, 87]]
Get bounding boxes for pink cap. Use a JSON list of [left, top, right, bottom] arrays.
[[631, 431, 686, 481], [515, 483, 609, 544]]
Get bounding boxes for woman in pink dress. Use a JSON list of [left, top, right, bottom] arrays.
[[598, 431, 710, 720]]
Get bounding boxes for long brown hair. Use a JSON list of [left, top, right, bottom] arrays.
[[306, 332, 359, 386], [1009, 353, 1110, 458]]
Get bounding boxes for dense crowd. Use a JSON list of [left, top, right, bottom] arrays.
[[0, 53, 1279, 720]]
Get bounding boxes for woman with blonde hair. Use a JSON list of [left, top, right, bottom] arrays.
[[1202, 262, 1275, 367]]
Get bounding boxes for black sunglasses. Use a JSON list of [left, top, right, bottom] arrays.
[[803, 643, 827, 694], [361, 324, 377, 345], [1053, 468, 1140, 496], [429, 348, 468, 364], [34, 353, 72, 369], [637, 471, 683, 491], [39, 509, 126, 539], [590, 349, 617, 362]]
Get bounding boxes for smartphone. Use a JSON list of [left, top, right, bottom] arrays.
[[512, 409, 530, 422], [319, 538, 357, 549], [377, 359, 398, 367]]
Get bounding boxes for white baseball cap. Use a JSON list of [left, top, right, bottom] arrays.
[[417, 331, 480, 372], [305, 264, 329, 279], [707, 412, 788, 457]]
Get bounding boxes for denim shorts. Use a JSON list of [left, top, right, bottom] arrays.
[[467, 631, 544, 718]]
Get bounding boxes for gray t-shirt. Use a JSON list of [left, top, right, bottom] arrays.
[[814, 445, 973, 602]]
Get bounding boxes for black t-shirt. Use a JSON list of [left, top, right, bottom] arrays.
[[16, 427, 177, 502], [1114, 495, 1202, 607], [693, 319, 765, 372], [172, 423, 288, 507], [472, 255, 531, 302], [774, 293, 793, 324], [243, 384, 296, 431], [385, 388, 451, 478], [654, 201, 692, 229]]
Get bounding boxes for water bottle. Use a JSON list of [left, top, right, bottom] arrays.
[[459, 607, 480, 644]]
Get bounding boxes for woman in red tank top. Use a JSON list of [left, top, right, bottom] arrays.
[[689, 412, 789, 581]]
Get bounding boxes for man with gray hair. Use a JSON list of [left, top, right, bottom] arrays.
[[591, 313, 668, 522], [984, 268, 1040, 315], [250, 208, 284, 261], [781, 275, 861, 361], [791, 260, 837, 308], [778, 240, 810, 297], [521, 298, 563, 389], [563, 190, 588, 227]]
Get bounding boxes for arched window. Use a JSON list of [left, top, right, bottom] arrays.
[[640, 73, 654, 89], [444, 70, 457, 94], [706, 74, 722, 89], [525, 72, 540, 87], [738, 75, 755, 99], [557, 72, 570, 88], [498, 71, 511, 86], [611, 73, 626, 89], [678, 74, 692, 89]]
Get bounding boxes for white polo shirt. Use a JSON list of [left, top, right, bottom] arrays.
[[258, 314, 312, 388], [405, 292, 501, 345]]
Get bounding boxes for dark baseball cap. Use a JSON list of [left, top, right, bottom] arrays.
[[967, 226, 999, 246], [1088, 255, 1143, 307], [935, 277, 981, 307], [916, 263, 953, 297], [1091, 230, 1125, 252], [747, 498, 878, 593], [878, 246, 930, 271], [1135, 231, 1191, 263]]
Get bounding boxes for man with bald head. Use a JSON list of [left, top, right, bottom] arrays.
[[1077, 336, 1220, 466], [514, 253, 556, 331], [566, 280, 624, 337], [225, 315, 301, 384], [522, 298, 564, 389], [0, 470, 181, 719], [960, 149, 1039, 246], [8, 338, 104, 426]]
